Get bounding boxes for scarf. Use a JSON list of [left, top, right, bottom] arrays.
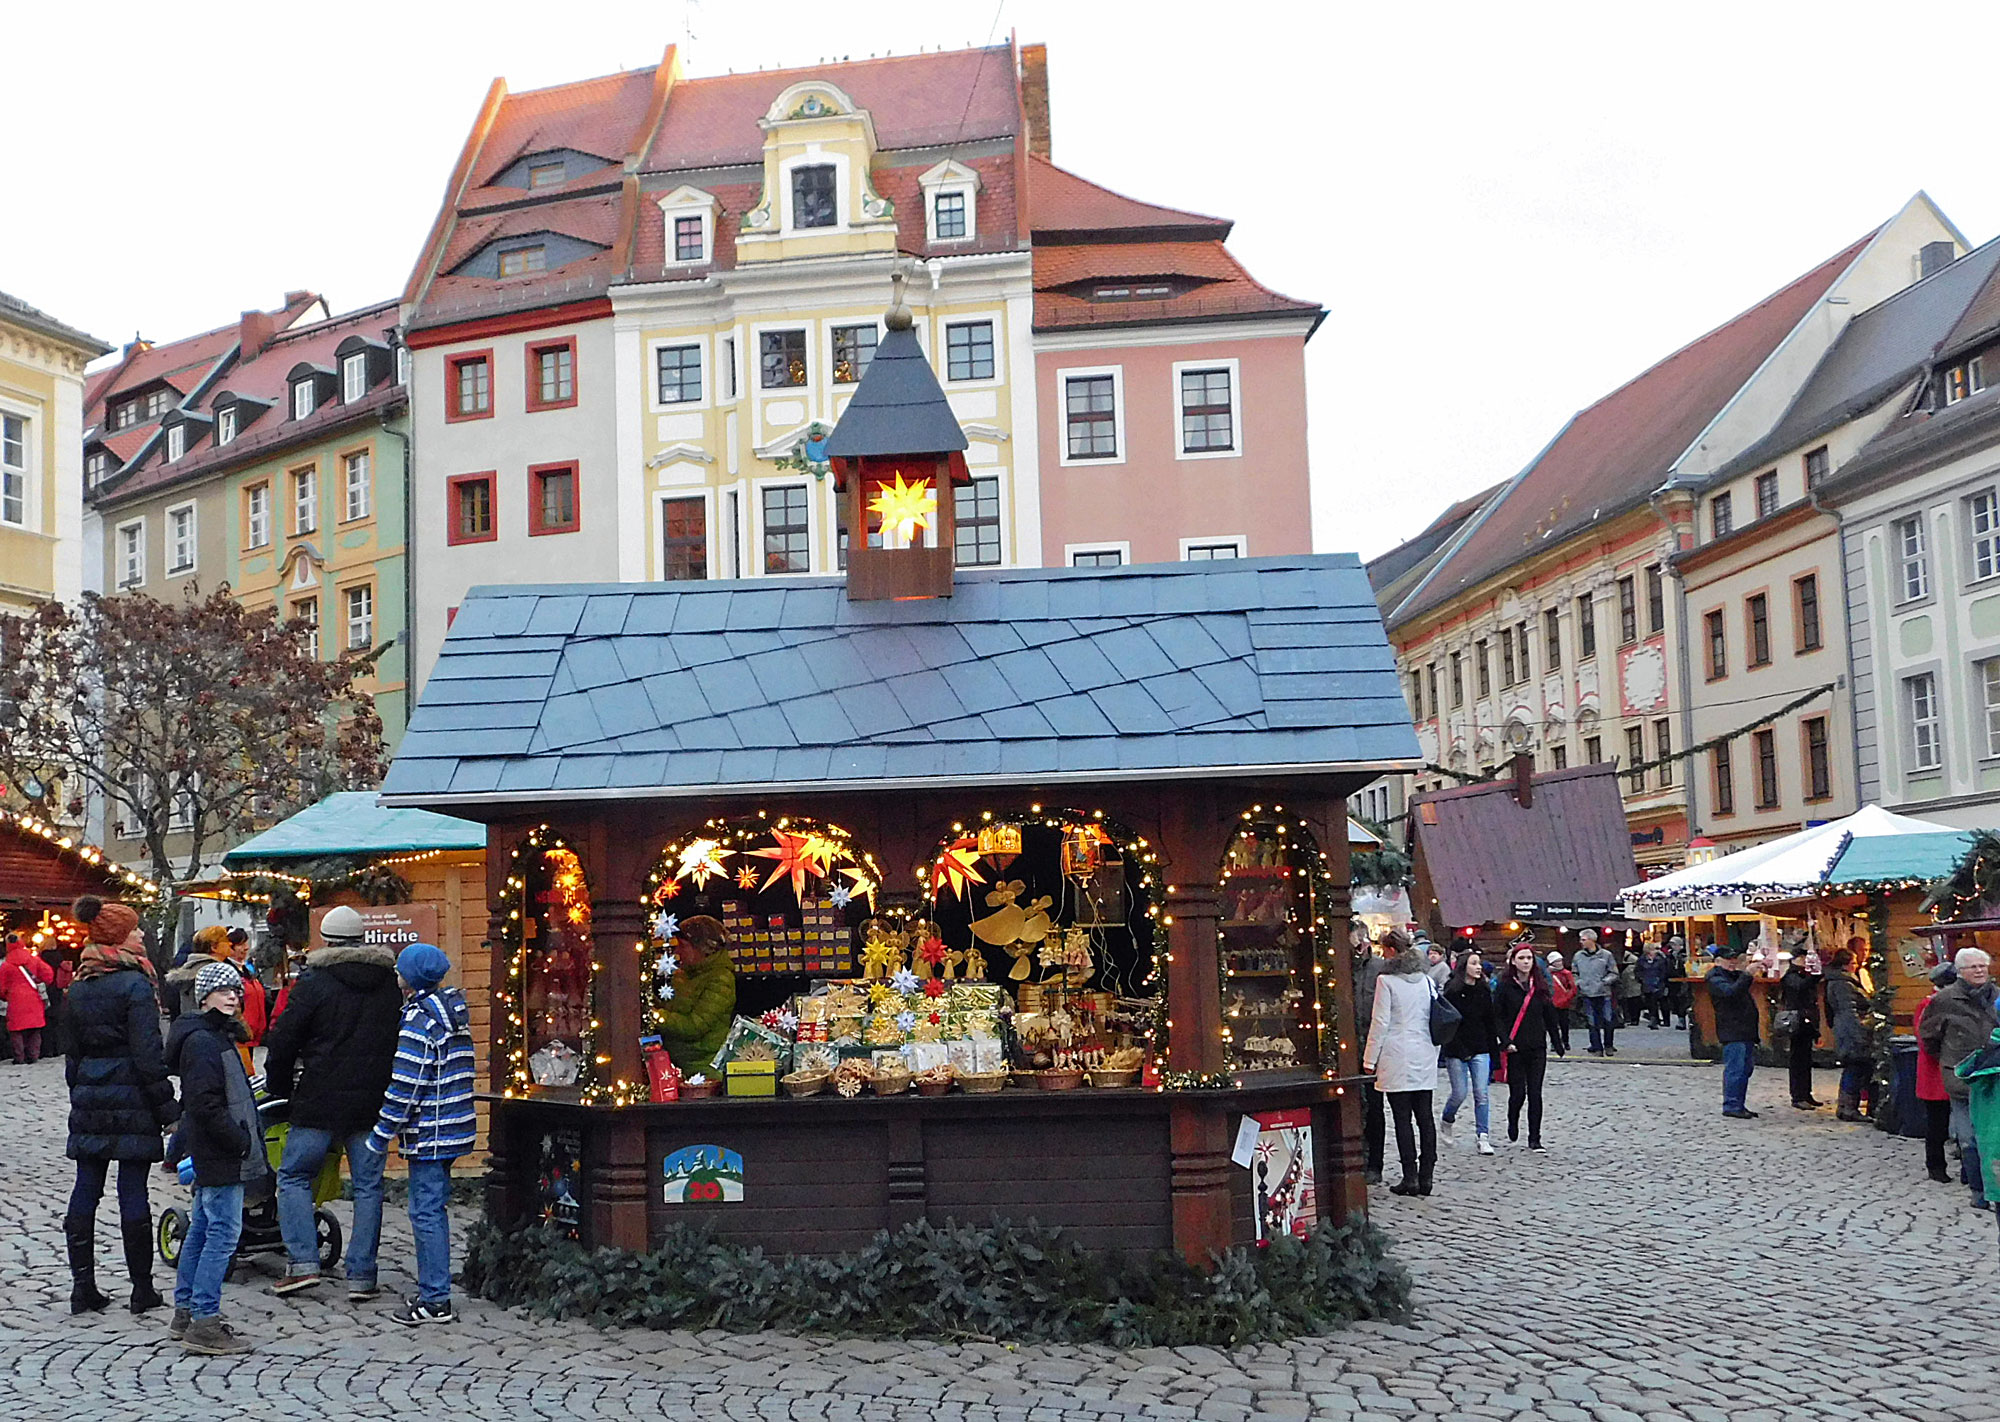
[[75, 942, 158, 984]]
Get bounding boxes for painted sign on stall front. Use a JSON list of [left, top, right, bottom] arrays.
[[309, 902, 439, 952], [663, 1144, 745, 1204], [1250, 1109, 1315, 1244]]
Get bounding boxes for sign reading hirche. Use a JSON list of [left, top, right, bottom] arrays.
[[309, 902, 439, 953]]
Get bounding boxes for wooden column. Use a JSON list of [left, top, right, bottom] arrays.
[[1158, 785, 1228, 1077], [590, 812, 647, 1097], [587, 1111, 651, 1252], [1169, 1101, 1234, 1265]]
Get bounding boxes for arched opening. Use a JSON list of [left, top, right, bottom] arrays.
[[1217, 807, 1340, 1076], [496, 826, 598, 1095]]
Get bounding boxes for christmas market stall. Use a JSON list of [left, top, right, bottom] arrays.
[[0, 806, 158, 962], [1619, 806, 1977, 1066], [1408, 760, 1642, 958], [377, 306, 1418, 1263]]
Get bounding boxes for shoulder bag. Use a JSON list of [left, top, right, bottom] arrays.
[[1428, 978, 1462, 1048]]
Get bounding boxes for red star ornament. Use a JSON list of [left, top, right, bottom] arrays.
[[931, 838, 985, 900]]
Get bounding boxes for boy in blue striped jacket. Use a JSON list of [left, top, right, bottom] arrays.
[[363, 943, 476, 1326]]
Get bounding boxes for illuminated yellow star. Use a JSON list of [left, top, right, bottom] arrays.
[[868, 473, 936, 543], [674, 838, 731, 888]]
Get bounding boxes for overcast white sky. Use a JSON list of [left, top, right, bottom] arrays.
[[11, 1, 2000, 560]]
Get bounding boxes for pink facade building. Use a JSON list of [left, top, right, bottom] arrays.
[[1026, 158, 1323, 567]]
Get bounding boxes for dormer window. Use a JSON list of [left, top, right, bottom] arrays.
[[791, 165, 836, 229], [935, 192, 966, 239], [165, 424, 186, 461], [144, 389, 171, 419], [216, 406, 237, 445], [1092, 283, 1174, 301], [528, 160, 565, 189], [918, 159, 980, 245], [673, 215, 704, 263], [85, 450, 113, 486], [498, 245, 547, 277], [109, 400, 138, 431], [341, 351, 368, 402], [657, 186, 720, 267], [293, 380, 315, 420]]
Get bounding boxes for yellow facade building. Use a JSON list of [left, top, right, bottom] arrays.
[[0, 291, 108, 611]]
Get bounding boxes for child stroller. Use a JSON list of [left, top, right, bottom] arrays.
[[157, 1094, 344, 1275]]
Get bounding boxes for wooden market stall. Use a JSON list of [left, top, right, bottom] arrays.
[[378, 309, 1418, 1263], [0, 806, 159, 961]]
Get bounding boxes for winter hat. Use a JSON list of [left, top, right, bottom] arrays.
[[73, 895, 141, 946], [396, 942, 450, 993], [193, 924, 232, 958], [195, 960, 242, 1004], [320, 904, 365, 945]]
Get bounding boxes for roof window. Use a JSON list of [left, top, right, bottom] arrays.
[[499, 245, 547, 277], [527, 160, 565, 189]]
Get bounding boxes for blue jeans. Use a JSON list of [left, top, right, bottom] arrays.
[[279, 1125, 384, 1281], [1583, 996, 1618, 1052], [1442, 1054, 1491, 1134], [1721, 1040, 1754, 1114], [69, 1157, 152, 1225], [406, 1158, 455, 1307], [174, 1183, 244, 1319]]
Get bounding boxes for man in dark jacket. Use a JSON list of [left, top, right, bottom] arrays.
[[1920, 947, 1998, 1208], [261, 904, 402, 1298], [1709, 945, 1761, 1120], [165, 962, 268, 1355], [1779, 951, 1826, 1111]]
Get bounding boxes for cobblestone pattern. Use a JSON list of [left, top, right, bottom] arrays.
[[1, 1048, 1995, 1421]]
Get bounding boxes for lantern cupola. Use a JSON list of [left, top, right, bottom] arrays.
[[821, 272, 972, 600]]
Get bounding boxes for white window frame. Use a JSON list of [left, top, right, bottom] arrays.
[[753, 478, 815, 578], [653, 488, 718, 582], [648, 337, 709, 412], [168, 777, 195, 833], [0, 408, 30, 527], [215, 406, 237, 446], [395, 344, 411, 387], [780, 151, 848, 235], [164, 422, 186, 462], [344, 583, 374, 651], [292, 380, 315, 420], [1065, 540, 1130, 568], [918, 159, 979, 244], [1056, 364, 1126, 468], [85, 450, 109, 488], [657, 186, 720, 267], [342, 450, 372, 522], [341, 351, 368, 403], [1981, 657, 2000, 761], [828, 320, 882, 388], [292, 466, 318, 534], [942, 317, 1001, 385], [1896, 514, 1930, 602], [1179, 535, 1246, 560], [116, 518, 145, 588], [1969, 488, 2000, 583], [292, 596, 320, 659], [950, 473, 1007, 569], [1908, 672, 1943, 772], [165, 502, 196, 577], [1172, 357, 1242, 460], [244, 483, 270, 550]]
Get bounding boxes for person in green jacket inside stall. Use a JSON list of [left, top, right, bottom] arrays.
[[656, 916, 737, 1076], [1957, 1023, 2000, 1245]]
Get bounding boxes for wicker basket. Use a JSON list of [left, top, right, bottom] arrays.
[[959, 1070, 1009, 1094], [915, 1077, 954, 1097], [679, 1079, 720, 1099], [1036, 1068, 1085, 1091], [781, 1070, 830, 1097], [871, 1069, 913, 1096], [1087, 1068, 1139, 1089]]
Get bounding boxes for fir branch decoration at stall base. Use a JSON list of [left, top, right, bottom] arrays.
[[0, 587, 383, 891], [461, 1213, 1411, 1346], [496, 827, 605, 1101]]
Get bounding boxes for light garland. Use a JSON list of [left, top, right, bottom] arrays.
[[1, 808, 158, 897], [494, 826, 607, 1103], [1217, 805, 1345, 1082]]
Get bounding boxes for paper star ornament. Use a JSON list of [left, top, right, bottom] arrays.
[[867, 472, 936, 543], [652, 911, 680, 941]]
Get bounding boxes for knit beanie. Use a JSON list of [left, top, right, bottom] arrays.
[[193, 924, 232, 957], [73, 895, 141, 946], [195, 960, 242, 1003], [396, 942, 450, 993]]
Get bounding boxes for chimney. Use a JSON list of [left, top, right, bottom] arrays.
[[283, 289, 313, 307], [1919, 240, 1956, 279], [238, 307, 279, 358], [1511, 752, 1533, 809], [1018, 43, 1051, 161]]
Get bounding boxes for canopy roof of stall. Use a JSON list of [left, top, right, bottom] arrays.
[[221, 792, 486, 864], [378, 556, 1421, 809], [1619, 805, 1972, 917]]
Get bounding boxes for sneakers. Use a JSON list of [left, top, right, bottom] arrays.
[[1439, 1116, 1455, 1139], [272, 1268, 322, 1297], [1528, 1142, 1546, 1153], [181, 1315, 252, 1356], [346, 1278, 381, 1302], [389, 1298, 458, 1326], [168, 1308, 190, 1340], [1476, 1134, 1495, 1156]]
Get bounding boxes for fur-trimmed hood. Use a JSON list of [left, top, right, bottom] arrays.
[[307, 941, 397, 971]]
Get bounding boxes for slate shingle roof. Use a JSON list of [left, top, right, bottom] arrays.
[[381, 557, 1419, 805]]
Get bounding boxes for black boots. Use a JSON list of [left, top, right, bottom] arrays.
[[64, 1215, 110, 1315], [121, 1217, 164, 1313]]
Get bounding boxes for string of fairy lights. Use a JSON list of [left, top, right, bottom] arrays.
[[494, 825, 606, 1103], [2, 808, 159, 898]]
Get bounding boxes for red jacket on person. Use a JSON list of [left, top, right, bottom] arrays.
[[3, 942, 56, 1032], [1915, 995, 1947, 1102]]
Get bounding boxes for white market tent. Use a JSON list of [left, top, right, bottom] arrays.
[[1620, 805, 1962, 919]]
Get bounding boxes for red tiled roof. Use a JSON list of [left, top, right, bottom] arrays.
[[1389, 233, 1876, 628], [84, 292, 322, 429], [1025, 156, 1230, 239], [469, 68, 662, 190], [1034, 241, 1246, 288], [643, 46, 1018, 172], [100, 427, 155, 464], [438, 192, 624, 274], [1413, 766, 1641, 928], [1032, 240, 1316, 330]]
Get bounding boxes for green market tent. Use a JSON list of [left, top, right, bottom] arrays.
[[222, 791, 484, 865]]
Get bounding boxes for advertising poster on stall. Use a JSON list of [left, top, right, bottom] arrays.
[[535, 1126, 583, 1236], [662, 1144, 745, 1204], [1250, 1108, 1315, 1243]]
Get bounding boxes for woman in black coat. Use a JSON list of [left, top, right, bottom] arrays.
[[1778, 952, 1825, 1110], [62, 897, 178, 1315], [1494, 942, 1559, 1152], [1440, 950, 1499, 1153]]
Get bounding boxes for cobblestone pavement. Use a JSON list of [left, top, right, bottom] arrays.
[[3, 1049, 1995, 1422]]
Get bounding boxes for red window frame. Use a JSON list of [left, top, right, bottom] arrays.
[[524, 337, 579, 412], [447, 472, 497, 545], [528, 461, 581, 536], [444, 348, 495, 423]]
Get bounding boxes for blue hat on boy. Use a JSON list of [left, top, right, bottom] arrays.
[[395, 942, 451, 992]]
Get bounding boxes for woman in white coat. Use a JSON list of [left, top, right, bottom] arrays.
[[1363, 939, 1440, 1196]]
